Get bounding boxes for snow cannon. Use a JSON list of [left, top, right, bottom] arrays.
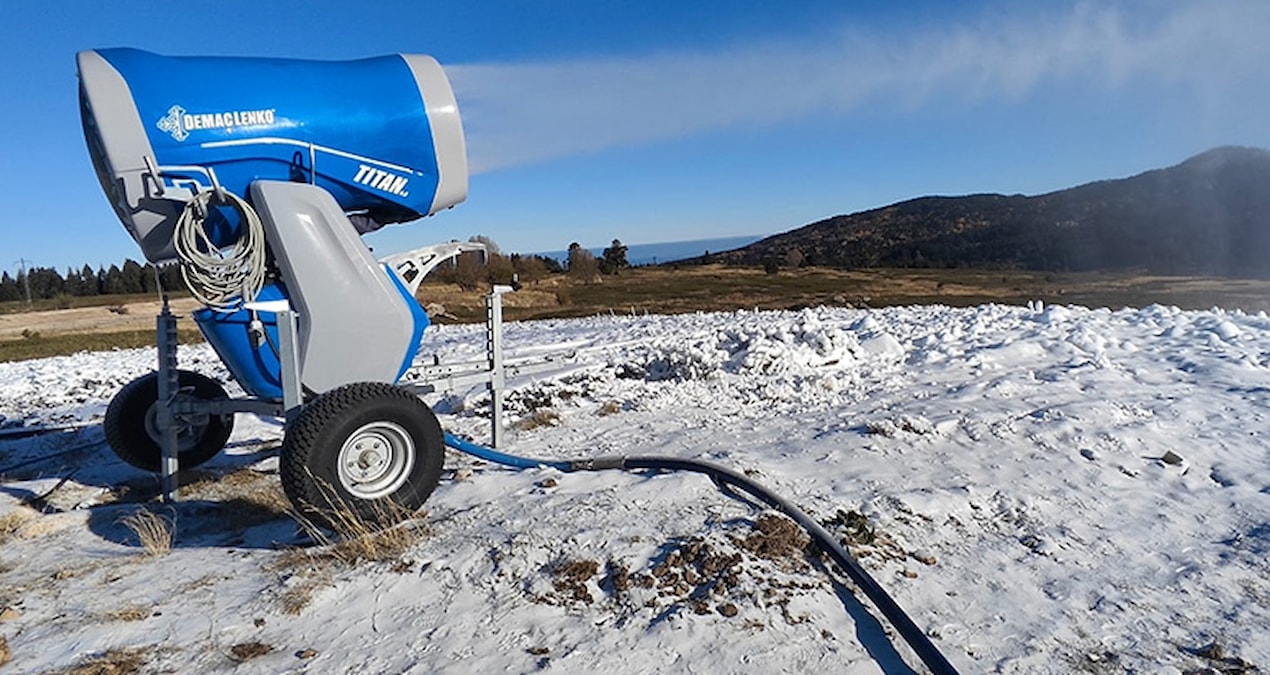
[[78, 47, 467, 397], [78, 48, 466, 263], [78, 48, 479, 528]]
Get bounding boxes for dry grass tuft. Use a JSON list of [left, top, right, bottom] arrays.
[[0, 508, 36, 544], [514, 408, 561, 431], [275, 569, 333, 616], [287, 472, 427, 562], [178, 466, 284, 503], [228, 641, 272, 662], [178, 467, 292, 532], [287, 496, 425, 566], [269, 480, 427, 614], [103, 605, 152, 622], [120, 508, 174, 556], [60, 646, 152, 675]]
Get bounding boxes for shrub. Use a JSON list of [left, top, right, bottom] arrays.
[[120, 508, 174, 556]]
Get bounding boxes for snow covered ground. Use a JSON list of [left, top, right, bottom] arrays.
[[1, 302, 1267, 673]]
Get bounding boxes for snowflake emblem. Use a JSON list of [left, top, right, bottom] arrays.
[[156, 104, 188, 142]]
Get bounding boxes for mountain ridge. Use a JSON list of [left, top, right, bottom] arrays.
[[716, 146, 1270, 278]]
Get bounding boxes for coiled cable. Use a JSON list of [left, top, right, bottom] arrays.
[[173, 189, 267, 311]]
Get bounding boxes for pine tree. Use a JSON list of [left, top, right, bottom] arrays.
[[104, 264, 124, 295], [0, 272, 18, 302], [141, 263, 157, 294], [27, 267, 64, 299], [120, 259, 145, 294], [64, 267, 82, 296], [161, 264, 184, 294], [601, 239, 629, 274], [79, 264, 98, 296]]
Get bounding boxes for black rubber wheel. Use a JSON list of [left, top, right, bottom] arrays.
[[104, 370, 234, 472], [280, 382, 444, 530]]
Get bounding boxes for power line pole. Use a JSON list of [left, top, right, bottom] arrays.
[[14, 258, 32, 304]]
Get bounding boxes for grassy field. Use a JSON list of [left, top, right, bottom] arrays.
[[419, 265, 1270, 322], [4, 265, 1269, 363]]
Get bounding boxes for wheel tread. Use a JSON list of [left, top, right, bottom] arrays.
[[280, 382, 443, 529], [104, 371, 232, 472]]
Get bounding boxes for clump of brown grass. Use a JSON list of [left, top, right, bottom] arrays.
[[103, 605, 151, 622], [548, 558, 601, 605], [514, 408, 561, 431], [287, 494, 424, 566], [270, 480, 428, 615], [0, 508, 36, 544], [61, 646, 152, 675], [120, 508, 174, 556], [274, 568, 333, 616], [229, 641, 272, 662]]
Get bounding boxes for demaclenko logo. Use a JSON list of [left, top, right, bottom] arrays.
[[156, 104, 277, 142]]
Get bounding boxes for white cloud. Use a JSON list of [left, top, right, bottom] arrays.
[[447, 0, 1270, 174]]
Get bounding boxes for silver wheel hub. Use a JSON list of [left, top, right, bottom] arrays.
[[337, 421, 416, 499], [144, 399, 205, 453]]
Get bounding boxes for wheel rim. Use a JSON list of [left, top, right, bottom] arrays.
[[336, 421, 417, 500], [143, 399, 206, 453]]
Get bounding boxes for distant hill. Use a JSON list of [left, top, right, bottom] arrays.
[[716, 146, 1270, 278], [536, 234, 767, 267]]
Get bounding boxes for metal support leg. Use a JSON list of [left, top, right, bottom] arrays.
[[487, 289, 507, 448], [277, 309, 304, 422], [156, 300, 180, 503]]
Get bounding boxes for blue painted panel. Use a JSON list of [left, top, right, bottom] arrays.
[[95, 48, 440, 220], [193, 283, 287, 400]]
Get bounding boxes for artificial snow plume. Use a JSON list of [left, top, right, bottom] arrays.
[[449, 0, 1270, 172], [1, 302, 1269, 673]]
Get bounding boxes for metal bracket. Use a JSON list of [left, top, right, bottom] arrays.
[[147, 160, 227, 201], [487, 285, 511, 448], [156, 299, 180, 502], [378, 241, 488, 295], [277, 308, 304, 421], [152, 303, 298, 504]]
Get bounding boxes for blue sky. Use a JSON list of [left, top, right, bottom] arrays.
[[2, 0, 1268, 274]]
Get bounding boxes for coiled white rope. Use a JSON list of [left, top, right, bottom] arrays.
[[173, 189, 267, 311]]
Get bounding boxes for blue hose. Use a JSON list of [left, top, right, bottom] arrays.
[[442, 432, 572, 471], [441, 433, 960, 675]]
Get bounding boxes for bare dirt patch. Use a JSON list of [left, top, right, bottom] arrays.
[[528, 513, 830, 627], [738, 513, 811, 569]]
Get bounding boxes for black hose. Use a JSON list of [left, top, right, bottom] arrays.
[[0, 437, 107, 475], [444, 434, 960, 674]]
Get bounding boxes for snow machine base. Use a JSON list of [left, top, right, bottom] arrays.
[[107, 285, 567, 530]]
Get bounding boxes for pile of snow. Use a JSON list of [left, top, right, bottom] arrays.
[[1, 302, 1268, 673]]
